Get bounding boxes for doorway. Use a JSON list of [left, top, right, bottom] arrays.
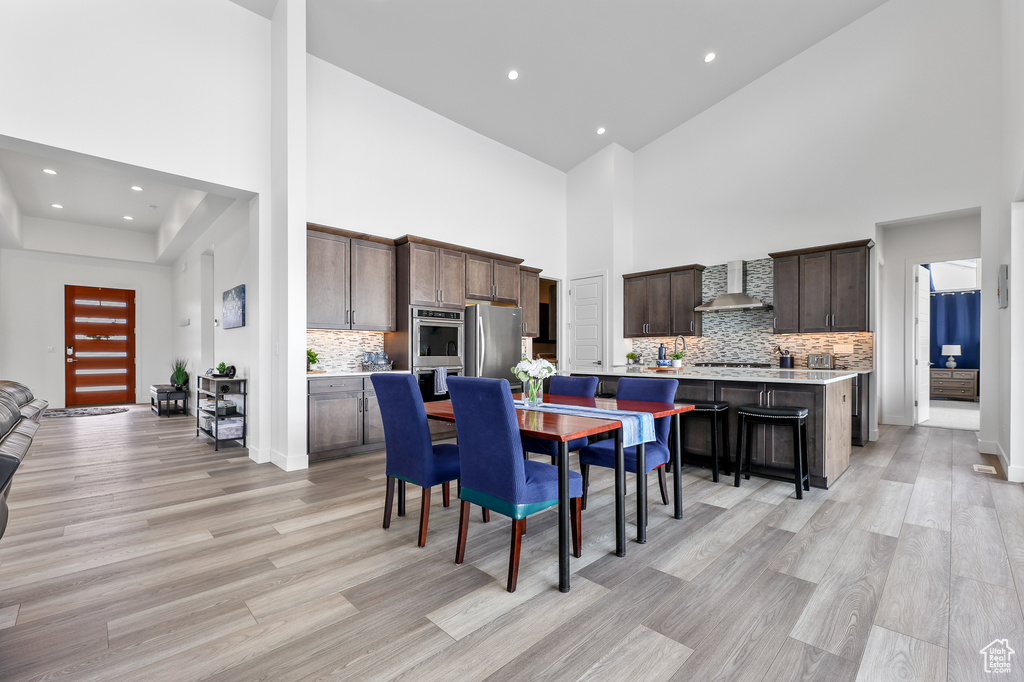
[[530, 277, 559, 363], [64, 285, 136, 406], [917, 259, 981, 431], [569, 274, 605, 372]]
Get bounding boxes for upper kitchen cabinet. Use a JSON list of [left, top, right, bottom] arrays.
[[623, 271, 671, 337], [520, 266, 542, 338], [307, 225, 396, 332], [624, 265, 704, 338], [769, 240, 872, 334], [771, 255, 800, 334], [670, 266, 704, 336], [307, 230, 350, 329], [466, 254, 520, 304], [397, 239, 466, 310]]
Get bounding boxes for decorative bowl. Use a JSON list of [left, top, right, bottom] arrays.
[[656, 360, 671, 367]]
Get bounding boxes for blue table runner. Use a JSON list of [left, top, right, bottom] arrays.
[[513, 400, 655, 448]]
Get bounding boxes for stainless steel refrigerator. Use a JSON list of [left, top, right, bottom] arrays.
[[464, 305, 524, 391]]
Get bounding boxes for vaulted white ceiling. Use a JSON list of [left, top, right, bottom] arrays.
[[302, 0, 889, 170]]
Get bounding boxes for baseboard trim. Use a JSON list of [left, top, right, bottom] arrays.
[[271, 449, 308, 471], [248, 447, 271, 464], [869, 427, 880, 441], [978, 439, 1000, 456]]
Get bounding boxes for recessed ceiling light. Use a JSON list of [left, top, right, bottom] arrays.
[[508, 70, 519, 80], [123, 215, 133, 221], [597, 127, 606, 135], [51, 203, 62, 209], [43, 168, 57, 175], [131, 185, 143, 192], [704, 52, 716, 63]]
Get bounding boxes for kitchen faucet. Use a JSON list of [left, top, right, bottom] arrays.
[[674, 335, 687, 356]]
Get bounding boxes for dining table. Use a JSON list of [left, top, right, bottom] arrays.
[[423, 393, 694, 592]]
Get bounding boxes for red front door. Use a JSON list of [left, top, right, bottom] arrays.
[[64, 285, 136, 406]]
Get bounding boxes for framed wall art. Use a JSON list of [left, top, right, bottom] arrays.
[[223, 284, 246, 328]]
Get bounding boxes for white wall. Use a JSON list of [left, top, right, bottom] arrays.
[[0, 163, 22, 249], [22, 217, 156, 263], [306, 56, 567, 280], [1001, 0, 1024, 479], [876, 211, 981, 426], [633, 0, 1000, 266], [566, 143, 635, 366], [629, 0, 1004, 451], [0, 0, 271, 197], [171, 200, 253, 416], [0, 249, 173, 408]]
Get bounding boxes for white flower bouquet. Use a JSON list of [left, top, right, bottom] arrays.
[[511, 358, 555, 404]]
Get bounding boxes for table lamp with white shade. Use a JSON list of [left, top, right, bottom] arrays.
[[942, 344, 962, 369]]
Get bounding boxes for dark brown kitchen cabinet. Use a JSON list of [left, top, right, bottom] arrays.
[[402, 242, 466, 309], [350, 240, 396, 331], [308, 377, 384, 462], [772, 255, 800, 334], [625, 266, 703, 338], [830, 245, 870, 332], [799, 251, 832, 333], [306, 226, 395, 332], [716, 381, 832, 487], [520, 267, 541, 337], [467, 254, 520, 304], [770, 240, 872, 334], [308, 391, 362, 456], [623, 272, 670, 337], [307, 231, 350, 329], [670, 267, 704, 336]]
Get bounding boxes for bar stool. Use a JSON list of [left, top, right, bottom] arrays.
[[733, 405, 811, 499], [679, 401, 730, 482]]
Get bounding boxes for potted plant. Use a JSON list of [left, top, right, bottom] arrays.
[[170, 358, 189, 390], [307, 348, 319, 372], [626, 352, 639, 366], [670, 351, 685, 368]]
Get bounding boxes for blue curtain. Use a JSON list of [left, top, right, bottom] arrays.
[[930, 290, 981, 369]]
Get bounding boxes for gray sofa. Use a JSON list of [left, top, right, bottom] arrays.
[[0, 381, 45, 542], [0, 380, 48, 421], [0, 392, 38, 541]]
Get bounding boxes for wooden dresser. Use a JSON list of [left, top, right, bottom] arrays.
[[930, 368, 978, 401]]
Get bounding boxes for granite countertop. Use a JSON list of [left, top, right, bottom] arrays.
[[307, 370, 412, 378], [569, 366, 863, 385]]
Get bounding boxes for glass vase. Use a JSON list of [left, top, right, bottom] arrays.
[[526, 378, 544, 406]]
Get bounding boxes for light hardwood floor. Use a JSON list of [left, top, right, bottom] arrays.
[[1, 406, 1023, 681]]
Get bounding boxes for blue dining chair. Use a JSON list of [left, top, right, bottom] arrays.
[[372, 373, 461, 547], [578, 377, 678, 510], [446, 376, 583, 592], [520, 375, 599, 461]]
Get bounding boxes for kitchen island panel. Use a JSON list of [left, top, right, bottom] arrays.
[[574, 371, 853, 488]]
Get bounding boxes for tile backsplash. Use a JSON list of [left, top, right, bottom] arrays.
[[628, 258, 874, 369], [307, 330, 385, 372]]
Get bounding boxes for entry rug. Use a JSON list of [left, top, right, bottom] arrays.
[[512, 400, 655, 447], [42, 407, 130, 418]]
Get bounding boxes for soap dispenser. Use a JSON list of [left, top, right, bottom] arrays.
[[658, 343, 667, 361]]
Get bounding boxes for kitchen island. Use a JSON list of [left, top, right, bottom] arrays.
[[569, 366, 856, 488]]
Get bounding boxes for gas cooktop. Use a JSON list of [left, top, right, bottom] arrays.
[[694, 362, 772, 368]]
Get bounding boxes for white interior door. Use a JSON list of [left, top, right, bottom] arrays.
[[915, 265, 931, 424], [569, 275, 604, 372]]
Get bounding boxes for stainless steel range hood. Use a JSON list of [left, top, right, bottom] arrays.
[[694, 260, 771, 312]]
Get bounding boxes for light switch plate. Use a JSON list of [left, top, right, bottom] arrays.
[[833, 344, 854, 354]]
